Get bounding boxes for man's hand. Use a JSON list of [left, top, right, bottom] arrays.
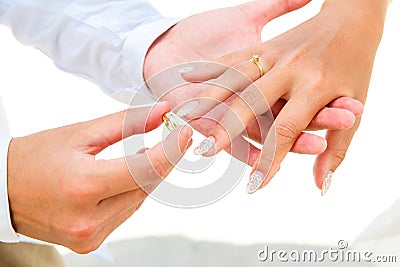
[[178, 0, 388, 194], [144, 0, 312, 99], [7, 102, 192, 253]]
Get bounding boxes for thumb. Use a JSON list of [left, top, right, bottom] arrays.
[[242, 0, 311, 26], [79, 101, 171, 154]]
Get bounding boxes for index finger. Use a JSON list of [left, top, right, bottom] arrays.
[[93, 126, 193, 199]]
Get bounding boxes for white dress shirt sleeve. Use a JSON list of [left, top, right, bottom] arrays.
[[0, 0, 181, 103], [0, 135, 18, 242], [0, 97, 18, 242], [0, 0, 181, 243]]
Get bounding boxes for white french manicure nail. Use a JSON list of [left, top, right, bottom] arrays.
[[246, 171, 266, 194], [321, 171, 333, 196], [194, 137, 216, 155], [176, 100, 199, 117], [177, 66, 194, 74]]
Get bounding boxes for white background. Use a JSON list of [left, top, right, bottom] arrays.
[[1, 0, 399, 251]]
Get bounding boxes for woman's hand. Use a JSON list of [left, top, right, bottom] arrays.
[[7, 102, 192, 253], [143, 0, 364, 167], [181, 0, 389, 194]]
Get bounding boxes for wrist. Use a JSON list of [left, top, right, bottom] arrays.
[[319, 0, 388, 44]]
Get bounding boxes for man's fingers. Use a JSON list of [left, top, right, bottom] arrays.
[[307, 107, 356, 131], [291, 133, 327, 155], [79, 102, 171, 155], [92, 125, 192, 199], [179, 62, 228, 83], [329, 97, 364, 117], [246, 115, 328, 155], [253, 0, 311, 25], [127, 125, 193, 192], [181, 47, 258, 83], [268, 97, 363, 131], [313, 119, 361, 195], [123, 101, 171, 136], [73, 189, 147, 252]]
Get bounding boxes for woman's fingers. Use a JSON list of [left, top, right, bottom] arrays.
[[313, 119, 361, 196], [193, 70, 287, 157], [225, 135, 261, 166], [178, 63, 258, 119], [179, 55, 273, 119], [247, 95, 321, 194]]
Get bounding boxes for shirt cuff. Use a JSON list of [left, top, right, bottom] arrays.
[[111, 17, 181, 104], [0, 134, 19, 242]]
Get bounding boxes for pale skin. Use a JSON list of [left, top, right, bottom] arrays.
[[5, 0, 367, 254], [180, 0, 391, 192], [143, 0, 364, 174], [7, 102, 193, 253]]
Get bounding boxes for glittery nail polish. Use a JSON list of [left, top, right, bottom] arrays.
[[321, 171, 333, 196], [177, 66, 194, 74], [176, 100, 199, 117], [194, 137, 216, 155], [246, 171, 266, 194]]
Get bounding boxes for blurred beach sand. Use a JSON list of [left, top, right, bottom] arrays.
[[63, 236, 372, 267]]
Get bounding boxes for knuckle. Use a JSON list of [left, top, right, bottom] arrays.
[[309, 72, 326, 93], [240, 90, 258, 107], [153, 158, 168, 178], [70, 241, 101, 255], [143, 184, 155, 195], [224, 65, 248, 83], [61, 217, 103, 254], [331, 147, 348, 164], [275, 121, 299, 145], [66, 218, 98, 241], [259, 153, 275, 169], [259, 153, 281, 175], [148, 157, 167, 179], [224, 67, 240, 80]]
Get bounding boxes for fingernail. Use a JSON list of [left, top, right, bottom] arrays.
[[177, 66, 194, 74], [321, 171, 333, 196], [246, 171, 266, 194], [187, 138, 193, 148], [176, 100, 199, 117], [194, 136, 216, 155], [182, 126, 193, 149]]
